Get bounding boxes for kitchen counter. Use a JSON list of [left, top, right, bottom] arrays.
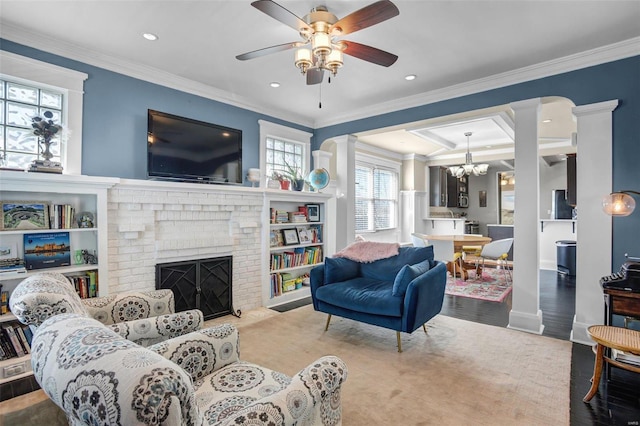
[[423, 217, 466, 235]]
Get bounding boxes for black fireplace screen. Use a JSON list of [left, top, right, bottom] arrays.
[[156, 256, 234, 320]]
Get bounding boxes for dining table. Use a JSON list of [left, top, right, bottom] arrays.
[[424, 234, 493, 280]]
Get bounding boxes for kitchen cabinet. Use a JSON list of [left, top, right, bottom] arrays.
[[429, 167, 468, 208]]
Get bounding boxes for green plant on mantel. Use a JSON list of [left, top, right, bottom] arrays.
[[279, 159, 305, 182]]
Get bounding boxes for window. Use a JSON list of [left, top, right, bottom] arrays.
[[265, 137, 304, 179], [258, 120, 312, 187], [355, 162, 398, 232], [1, 51, 87, 174], [0, 79, 64, 169]]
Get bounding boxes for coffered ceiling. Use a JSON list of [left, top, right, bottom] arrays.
[[0, 1, 638, 159]]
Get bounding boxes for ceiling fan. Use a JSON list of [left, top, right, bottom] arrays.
[[236, 0, 400, 85]]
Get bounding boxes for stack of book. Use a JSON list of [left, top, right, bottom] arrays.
[[49, 204, 76, 229], [0, 321, 32, 361], [288, 211, 307, 223], [0, 258, 25, 274], [274, 210, 289, 223]]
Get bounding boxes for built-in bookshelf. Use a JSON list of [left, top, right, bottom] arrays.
[[263, 190, 333, 307], [0, 171, 117, 385]]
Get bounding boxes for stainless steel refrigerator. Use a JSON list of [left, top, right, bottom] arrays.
[[551, 189, 573, 219]]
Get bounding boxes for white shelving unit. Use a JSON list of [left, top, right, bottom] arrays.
[[0, 171, 117, 385], [0, 171, 117, 294], [263, 190, 333, 308]]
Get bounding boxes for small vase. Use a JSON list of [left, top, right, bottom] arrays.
[[280, 180, 291, 190], [292, 179, 305, 191]]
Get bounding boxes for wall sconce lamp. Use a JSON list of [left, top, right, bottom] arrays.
[[602, 190, 640, 216]]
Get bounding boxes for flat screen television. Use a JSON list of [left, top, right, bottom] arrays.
[[147, 109, 242, 184]]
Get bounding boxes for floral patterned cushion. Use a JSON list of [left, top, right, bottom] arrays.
[[32, 314, 348, 426], [82, 289, 175, 325]]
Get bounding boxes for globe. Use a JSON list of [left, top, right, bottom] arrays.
[[308, 168, 330, 190]]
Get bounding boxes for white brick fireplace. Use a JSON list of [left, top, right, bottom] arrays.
[[107, 179, 264, 314]]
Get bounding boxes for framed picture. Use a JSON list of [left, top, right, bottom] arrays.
[[1, 201, 50, 230], [306, 204, 320, 222], [282, 228, 299, 245], [270, 230, 284, 247], [479, 190, 487, 207], [298, 228, 312, 244]]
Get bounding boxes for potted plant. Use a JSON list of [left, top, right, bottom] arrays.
[[279, 160, 306, 191], [270, 171, 290, 190]]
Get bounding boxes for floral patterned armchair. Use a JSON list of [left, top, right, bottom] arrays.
[[32, 313, 348, 425], [9, 271, 203, 347]]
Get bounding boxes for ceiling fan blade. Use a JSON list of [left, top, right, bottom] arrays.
[[251, 0, 311, 33], [330, 0, 399, 36], [341, 40, 398, 67], [306, 68, 324, 85], [236, 42, 301, 61]]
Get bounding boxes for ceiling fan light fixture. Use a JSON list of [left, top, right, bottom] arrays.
[[326, 48, 343, 74], [294, 48, 313, 73], [312, 32, 332, 57]]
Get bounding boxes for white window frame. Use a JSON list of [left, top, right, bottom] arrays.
[[0, 51, 87, 175], [355, 151, 400, 233], [259, 120, 312, 188]]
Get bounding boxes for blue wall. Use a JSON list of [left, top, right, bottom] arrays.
[[314, 56, 640, 267], [2, 39, 638, 265], [1, 39, 312, 181]]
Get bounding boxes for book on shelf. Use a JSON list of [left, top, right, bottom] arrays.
[[24, 232, 71, 270], [49, 204, 76, 229], [67, 271, 99, 299], [270, 246, 323, 271], [2, 325, 25, 358], [275, 210, 289, 223], [14, 325, 30, 354], [288, 212, 307, 223]]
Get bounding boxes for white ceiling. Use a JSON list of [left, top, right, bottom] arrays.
[[1, 0, 638, 160]]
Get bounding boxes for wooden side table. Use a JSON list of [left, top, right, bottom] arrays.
[[583, 325, 640, 402]]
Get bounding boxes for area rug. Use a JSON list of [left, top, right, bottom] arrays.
[[446, 266, 513, 302], [234, 305, 570, 425], [2, 305, 570, 425]]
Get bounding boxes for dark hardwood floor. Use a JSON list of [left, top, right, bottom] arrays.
[[278, 269, 640, 425]]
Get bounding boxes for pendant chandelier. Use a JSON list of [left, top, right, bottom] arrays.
[[448, 132, 489, 178]]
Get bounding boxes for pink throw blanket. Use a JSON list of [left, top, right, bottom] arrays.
[[333, 241, 400, 263]]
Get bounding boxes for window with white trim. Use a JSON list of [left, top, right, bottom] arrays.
[[0, 79, 64, 169], [265, 137, 304, 179], [258, 120, 312, 187], [355, 161, 398, 232], [1, 51, 87, 174]]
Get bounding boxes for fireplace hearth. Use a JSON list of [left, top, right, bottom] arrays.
[[156, 256, 240, 320]]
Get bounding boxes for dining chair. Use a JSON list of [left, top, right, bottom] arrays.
[[411, 233, 428, 247], [428, 239, 465, 279], [474, 238, 514, 283]]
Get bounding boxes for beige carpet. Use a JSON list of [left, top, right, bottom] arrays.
[[1, 306, 571, 425]]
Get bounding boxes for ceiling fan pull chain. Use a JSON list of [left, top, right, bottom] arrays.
[[319, 83, 322, 109]]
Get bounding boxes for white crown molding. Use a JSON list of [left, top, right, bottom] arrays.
[[313, 37, 640, 128], [0, 23, 315, 128], [2, 20, 636, 131]]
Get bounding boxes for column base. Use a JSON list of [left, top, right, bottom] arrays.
[[508, 309, 544, 335]]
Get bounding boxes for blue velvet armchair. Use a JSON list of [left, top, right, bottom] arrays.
[[310, 246, 447, 352]]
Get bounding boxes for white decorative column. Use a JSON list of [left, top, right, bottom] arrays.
[[508, 98, 544, 334], [333, 135, 357, 250], [312, 149, 337, 255], [571, 100, 618, 345], [312, 149, 332, 171]]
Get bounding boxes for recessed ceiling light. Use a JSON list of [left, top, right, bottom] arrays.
[[143, 33, 158, 41], [542, 119, 552, 123], [270, 82, 280, 88], [486, 145, 492, 148], [405, 74, 416, 81]]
